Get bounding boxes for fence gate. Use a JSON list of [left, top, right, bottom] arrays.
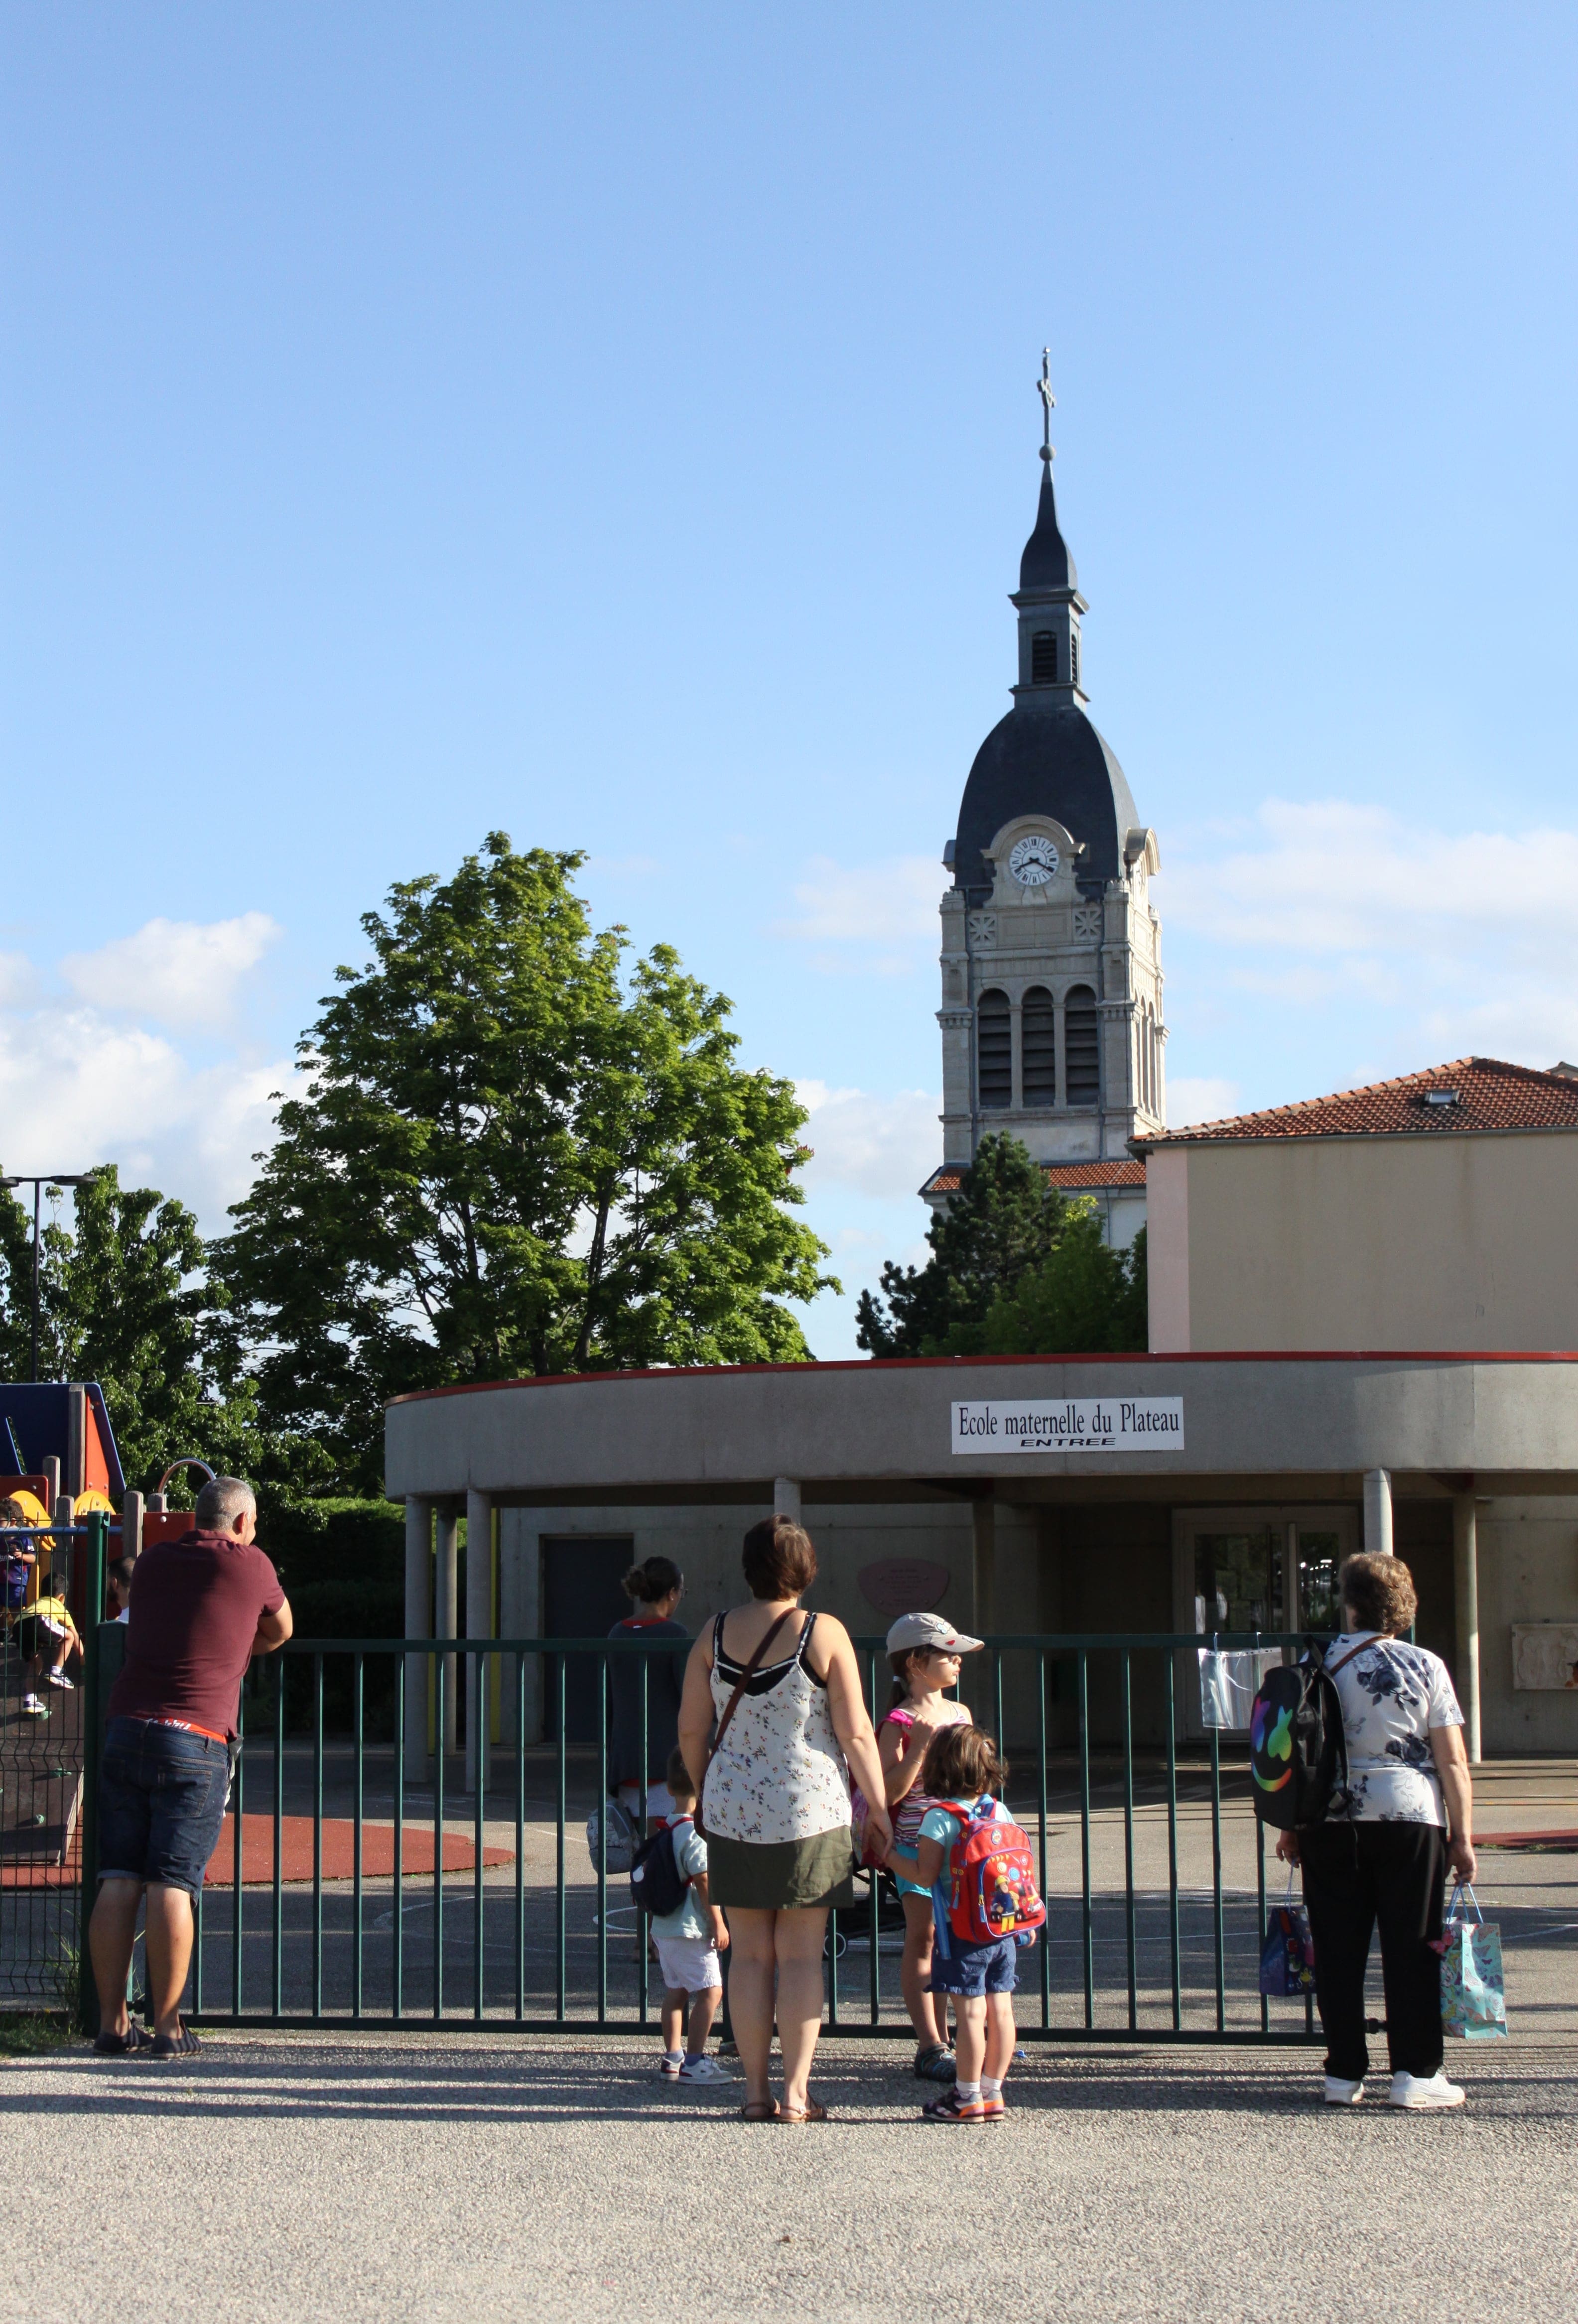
[[63, 1623, 1324, 2046]]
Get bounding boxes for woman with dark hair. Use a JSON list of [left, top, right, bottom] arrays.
[[608, 1555, 689, 1829], [677, 1515, 891, 2122], [1278, 1552, 1477, 2112]]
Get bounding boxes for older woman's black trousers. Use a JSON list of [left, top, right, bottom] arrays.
[[1300, 1822, 1447, 2080]]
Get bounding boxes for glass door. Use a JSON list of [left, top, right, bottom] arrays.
[[1192, 1527, 1284, 1637], [1174, 1506, 1359, 1738]]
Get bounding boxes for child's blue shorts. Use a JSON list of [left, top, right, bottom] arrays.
[[930, 1933, 1019, 1997]]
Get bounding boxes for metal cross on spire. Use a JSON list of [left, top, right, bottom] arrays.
[[1037, 347, 1056, 463]]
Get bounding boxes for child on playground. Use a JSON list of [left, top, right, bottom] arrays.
[[876, 1612, 980, 2082], [896, 1723, 1022, 2124], [651, 1747, 731, 2085]]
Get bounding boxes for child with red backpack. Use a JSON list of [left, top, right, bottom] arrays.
[[890, 1724, 1044, 2123]]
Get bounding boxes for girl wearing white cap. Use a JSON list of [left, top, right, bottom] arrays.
[[878, 1611, 983, 2082]]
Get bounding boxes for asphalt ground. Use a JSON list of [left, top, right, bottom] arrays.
[[3, 2029, 1575, 2323]]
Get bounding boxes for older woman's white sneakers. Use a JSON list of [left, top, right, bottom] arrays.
[[1323, 2075, 1364, 2105], [1388, 2070, 1465, 2110]]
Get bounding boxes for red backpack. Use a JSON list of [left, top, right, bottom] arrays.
[[933, 1797, 1047, 1947]]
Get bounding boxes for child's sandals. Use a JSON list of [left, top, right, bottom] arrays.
[[775, 2098, 828, 2123]]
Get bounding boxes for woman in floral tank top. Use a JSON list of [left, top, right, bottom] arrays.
[[678, 1516, 891, 2124]]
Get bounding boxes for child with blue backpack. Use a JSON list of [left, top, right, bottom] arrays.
[[888, 1723, 1044, 2124], [633, 1746, 731, 2085]]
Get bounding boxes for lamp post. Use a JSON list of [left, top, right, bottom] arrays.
[[0, 1175, 94, 1383]]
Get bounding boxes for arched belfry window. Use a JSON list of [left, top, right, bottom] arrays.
[[1065, 984, 1099, 1106], [1031, 631, 1057, 684], [1022, 986, 1056, 1106], [976, 989, 1012, 1110]]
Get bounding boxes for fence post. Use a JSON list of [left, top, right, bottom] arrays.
[[76, 1511, 110, 2033]]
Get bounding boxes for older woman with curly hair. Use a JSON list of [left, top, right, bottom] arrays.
[[1278, 1552, 1476, 2112]]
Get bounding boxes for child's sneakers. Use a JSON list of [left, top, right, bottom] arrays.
[[676, 2055, 730, 2084], [979, 2078, 1007, 2120], [20, 1693, 46, 1717], [658, 2050, 683, 2079], [922, 2086, 986, 2124], [47, 1670, 74, 1690]]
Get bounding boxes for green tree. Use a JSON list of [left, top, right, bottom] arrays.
[[979, 1219, 1148, 1355], [856, 1133, 1147, 1357], [211, 835, 836, 1488], [855, 1133, 1074, 1356], [0, 1169, 332, 1504]]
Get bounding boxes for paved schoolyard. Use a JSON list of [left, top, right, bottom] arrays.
[[3, 2031, 1575, 2322]]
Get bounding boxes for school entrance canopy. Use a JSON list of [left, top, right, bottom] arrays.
[[385, 1351, 1578, 1768]]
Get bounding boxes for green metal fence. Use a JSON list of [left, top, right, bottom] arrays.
[[76, 1618, 1326, 2045]]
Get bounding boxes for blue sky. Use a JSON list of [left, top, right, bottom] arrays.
[[4, 4, 1577, 1356]]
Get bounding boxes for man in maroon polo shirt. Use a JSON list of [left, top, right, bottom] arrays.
[[88, 1475, 292, 2056]]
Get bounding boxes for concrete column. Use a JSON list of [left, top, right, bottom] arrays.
[[971, 1499, 996, 1633], [121, 1490, 145, 1561], [403, 1498, 433, 1781], [772, 1478, 802, 1525], [1282, 1520, 1300, 1635], [466, 1489, 494, 1799], [1362, 1469, 1394, 1558], [435, 1507, 459, 1763], [1452, 1494, 1482, 1765]]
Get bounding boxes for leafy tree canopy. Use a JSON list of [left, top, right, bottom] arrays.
[[211, 835, 836, 1489], [0, 1168, 328, 1502], [978, 1219, 1147, 1356], [855, 1132, 1146, 1358]]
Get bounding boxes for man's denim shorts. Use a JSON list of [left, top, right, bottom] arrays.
[[98, 1716, 230, 1897], [930, 1932, 1021, 1998]]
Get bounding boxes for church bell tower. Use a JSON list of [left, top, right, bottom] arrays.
[[926, 359, 1164, 1243]]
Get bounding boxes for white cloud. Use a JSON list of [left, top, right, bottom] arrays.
[[1166, 1076, 1242, 1128], [796, 1081, 941, 1203], [62, 912, 280, 1032], [0, 1000, 296, 1225], [1165, 801, 1578, 1070], [777, 856, 942, 974]]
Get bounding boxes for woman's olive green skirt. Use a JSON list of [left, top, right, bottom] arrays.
[[706, 1826, 857, 1911]]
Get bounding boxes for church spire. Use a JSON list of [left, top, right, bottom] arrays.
[[1020, 351, 1077, 592], [1011, 351, 1087, 702]]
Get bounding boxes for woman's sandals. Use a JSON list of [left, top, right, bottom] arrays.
[[775, 2098, 828, 2123]]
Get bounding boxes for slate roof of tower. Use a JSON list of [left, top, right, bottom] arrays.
[[953, 704, 1138, 892], [953, 458, 1138, 892], [1019, 462, 1077, 591], [1131, 1059, 1578, 1148]]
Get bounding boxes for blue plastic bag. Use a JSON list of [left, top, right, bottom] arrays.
[[1439, 1883, 1507, 2041], [1259, 1872, 1316, 1997]]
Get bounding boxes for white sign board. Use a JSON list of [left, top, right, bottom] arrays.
[[951, 1396, 1185, 1455]]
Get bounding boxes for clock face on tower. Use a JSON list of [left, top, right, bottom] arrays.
[[1008, 834, 1059, 887]]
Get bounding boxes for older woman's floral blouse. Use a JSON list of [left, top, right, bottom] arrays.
[[1330, 1632, 1463, 1825]]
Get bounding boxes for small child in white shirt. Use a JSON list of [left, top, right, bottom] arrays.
[[652, 1748, 730, 2083]]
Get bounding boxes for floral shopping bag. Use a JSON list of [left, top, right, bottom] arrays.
[[1436, 1883, 1507, 2041], [1259, 1871, 1316, 1997]]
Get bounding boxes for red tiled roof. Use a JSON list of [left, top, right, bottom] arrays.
[[1134, 1058, 1578, 1148], [921, 1158, 1147, 1196]]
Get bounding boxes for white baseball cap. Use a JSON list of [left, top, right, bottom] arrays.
[[885, 1611, 984, 1656]]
